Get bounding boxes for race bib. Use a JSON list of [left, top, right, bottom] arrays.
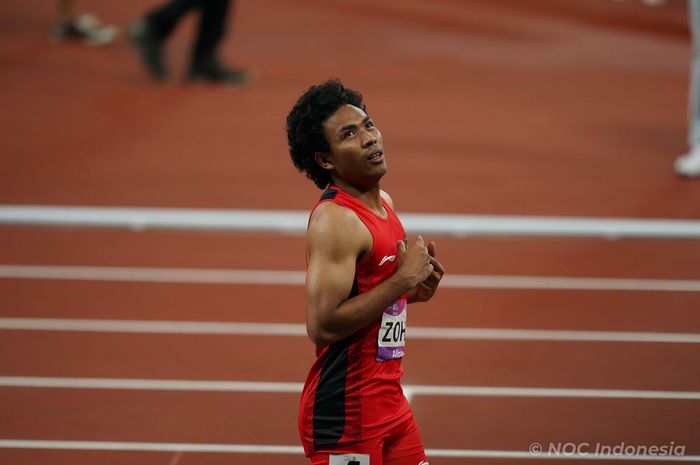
[[377, 297, 407, 361]]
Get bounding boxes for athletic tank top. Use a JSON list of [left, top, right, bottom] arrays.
[[298, 185, 412, 456]]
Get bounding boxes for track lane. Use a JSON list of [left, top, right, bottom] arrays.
[[412, 396, 700, 455], [0, 450, 179, 465], [1, 388, 698, 457], [1, 279, 699, 332], [0, 280, 306, 324], [0, 450, 310, 465], [2, 331, 699, 391], [0, 332, 312, 383], [0, 388, 299, 444], [2, 228, 700, 279]]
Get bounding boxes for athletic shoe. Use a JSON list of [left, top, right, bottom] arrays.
[[128, 19, 167, 80], [51, 14, 117, 46], [675, 146, 700, 177], [186, 56, 253, 85]]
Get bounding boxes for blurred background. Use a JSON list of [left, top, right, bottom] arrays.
[[1, 0, 697, 215]]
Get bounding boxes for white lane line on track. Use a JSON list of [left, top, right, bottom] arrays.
[[2, 205, 700, 239], [2, 376, 700, 400], [0, 440, 697, 461], [0, 377, 303, 392], [2, 318, 700, 343], [2, 265, 700, 292], [0, 440, 302, 454], [0, 265, 306, 285]]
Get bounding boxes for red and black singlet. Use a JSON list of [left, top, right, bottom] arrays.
[[298, 185, 412, 456]]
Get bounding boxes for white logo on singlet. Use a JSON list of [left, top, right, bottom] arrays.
[[378, 255, 396, 266]]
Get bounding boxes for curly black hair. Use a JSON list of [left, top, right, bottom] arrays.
[[286, 79, 366, 189]]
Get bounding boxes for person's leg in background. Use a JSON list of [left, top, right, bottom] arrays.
[[130, 0, 251, 84], [675, 0, 700, 177], [129, 0, 198, 80], [57, 0, 75, 25], [187, 0, 252, 83], [144, 0, 197, 39], [51, 0, 117, 46]]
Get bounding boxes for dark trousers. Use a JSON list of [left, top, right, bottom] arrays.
[[145, 0, 232, 62]]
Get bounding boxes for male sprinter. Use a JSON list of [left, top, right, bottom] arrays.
[[286, 79, 444, 465]]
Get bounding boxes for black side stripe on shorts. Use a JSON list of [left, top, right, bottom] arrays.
[[312, 276, 359, 446]]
